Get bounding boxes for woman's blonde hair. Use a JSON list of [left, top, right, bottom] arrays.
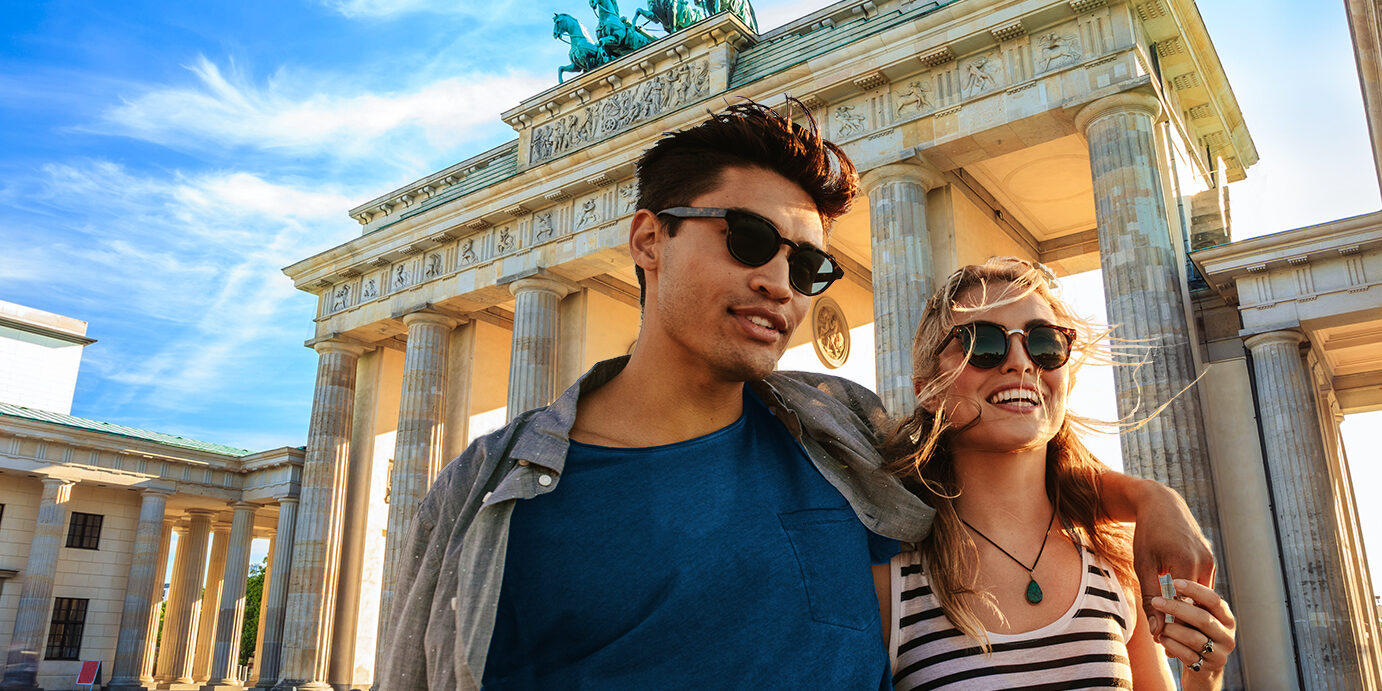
[[880, 257, 1133, 648]]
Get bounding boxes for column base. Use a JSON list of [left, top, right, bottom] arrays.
[[107, 682, 158, 691], [200, 684, 245, 691], [272, 681, 331, 691]]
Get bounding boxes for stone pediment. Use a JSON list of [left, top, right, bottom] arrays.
[[502, 11, 757, 171]]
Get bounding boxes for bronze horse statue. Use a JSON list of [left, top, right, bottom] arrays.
[[633, 0, 705, 34], [590, 0, 656, 58], [553, 12, 610, 83]]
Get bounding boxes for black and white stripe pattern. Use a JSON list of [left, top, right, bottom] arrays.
[[890, 548, 1134, 690]]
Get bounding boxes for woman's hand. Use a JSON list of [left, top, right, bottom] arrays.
[[1151, 579, 1237, 689]]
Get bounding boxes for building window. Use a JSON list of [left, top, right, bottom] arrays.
[[44, 597, 87, 660], [65, 512, 103, 550]]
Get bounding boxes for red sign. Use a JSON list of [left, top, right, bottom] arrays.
[[75, 660, 99, 685]]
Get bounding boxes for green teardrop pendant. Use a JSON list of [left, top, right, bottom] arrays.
[[1026, 578, 1043, 604]]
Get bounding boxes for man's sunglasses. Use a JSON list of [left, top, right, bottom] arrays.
[[935, 321, 1077, 370], [656, 207, 844, 296]]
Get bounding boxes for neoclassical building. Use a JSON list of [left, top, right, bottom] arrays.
[[4, 0, 1380, 689], [0, 303, 304, 691]]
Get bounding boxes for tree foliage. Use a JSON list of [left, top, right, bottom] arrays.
[[240, 558, 266, 667]]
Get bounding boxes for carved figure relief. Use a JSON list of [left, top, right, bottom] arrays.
[[529, 59, 712, 164], [896, 79, 932, 114], [811, 296, 850, 369], [497, 226, 516, 253], [394, 264, 409, 289], [332, 284, 351, 311], [576, 199, 600, 229], [619, 184, 639, 213], [460, 238, 477, 264], [424, 253, 443, 278], [1036, 32, 1082, 71], [964, 55, 999, 94], [534, 213, 555, 240], [362, 278, 378, 300], [834, 105, 866, 137]]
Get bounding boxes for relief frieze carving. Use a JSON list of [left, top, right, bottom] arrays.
[[497, 226, 516, 253], [528, 59, 711, 164], [834, 104, 867, 138], [362, 278, 378, 300], [460, 238, 477, 264], [393, 264, 409, 290], [424, 252, 443, 278], [534, 212, 555, 241], [332, 284, 351, 312], [575, 199, 600, 230], [963, 54, 1000, 95], [619, 184, 638, 213], [1036, 32, 1082, 72], [896, 79, 933, 115]]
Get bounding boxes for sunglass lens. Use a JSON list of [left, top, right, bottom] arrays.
[[789, 251, 837, 296], [724, 214, 779, 266], [1026, 325, 1072, 369], [964, 324, 1008, 368]]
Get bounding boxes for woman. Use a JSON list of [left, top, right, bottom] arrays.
[[880, 258, 1236, 690]]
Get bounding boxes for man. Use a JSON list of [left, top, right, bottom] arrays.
[[378, 101, 1214, 690]]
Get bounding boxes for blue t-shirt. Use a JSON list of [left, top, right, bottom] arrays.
[[483, 388, 899, 689]]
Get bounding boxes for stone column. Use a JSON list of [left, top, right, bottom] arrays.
[[195, 522, 232, 682], [861, 161, 943, 416], [1245, 330, 1367, 689], [162, 509, 214, 687], [141, 520, 175, 684], [372, 310, 457, 677], [507, 277, 573, 420], [156, 522, 191, 682], [275, 339, 363, 691], [0, 477, 74, 691], [108, 488, 172, 690], [205, 502, 257, 690], [255, 498, 297, 689], [1076, 90, 1230, 553], [247, 536, 274, 687]]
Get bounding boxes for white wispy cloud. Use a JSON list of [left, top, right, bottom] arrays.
[[95, 56, 546, 164], [319, 0, 516, 18], [3, 160, 359, 413]]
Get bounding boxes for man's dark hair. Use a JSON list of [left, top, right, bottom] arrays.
[[633, 98, 859, 305]]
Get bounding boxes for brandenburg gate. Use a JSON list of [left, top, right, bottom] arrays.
[[262, 0, 1381, 688]]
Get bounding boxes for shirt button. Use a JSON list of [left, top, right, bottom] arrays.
[[518, 459, 530, 466], [538, 474, 553, 487], [482, 491, 493, 502]]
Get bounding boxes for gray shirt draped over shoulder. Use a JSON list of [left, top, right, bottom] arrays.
[[377, 356, 935, 690]]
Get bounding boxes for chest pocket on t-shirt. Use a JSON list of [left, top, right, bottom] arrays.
[[779, 508, 876, 631]]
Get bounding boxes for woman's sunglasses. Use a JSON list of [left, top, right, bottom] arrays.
[[935, 321, 1077, 370], [656, 207, 844, 296]]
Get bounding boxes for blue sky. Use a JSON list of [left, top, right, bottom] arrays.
[[4, 1, 1381, 579]]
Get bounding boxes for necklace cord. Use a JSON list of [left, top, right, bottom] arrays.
[[960, 508, 1056, 574]]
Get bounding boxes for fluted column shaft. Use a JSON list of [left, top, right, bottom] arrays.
[[1246, 330, 1367, 689], [157, 523, 193, 682], [507, 278, 572, 420], [109, 488, 172, 690], [275, 340, 363, 691], [255, 498, 297, 689], [206, 503, 257, 688], [862, 162, 942, 416], [142, 520, 174, 683], [375, 311, 457, 678], [0, 478, 74, 691], [195, 523, 232, 682], [248, 536, 274, 687], [163, 510, 214, 685], [1077, 92, 1228, 547]]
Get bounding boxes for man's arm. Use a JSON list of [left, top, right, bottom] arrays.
[[1100, 471, 1216, 637]]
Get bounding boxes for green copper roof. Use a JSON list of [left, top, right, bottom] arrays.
[[0, 401, 252, 457], [731, 1, 958, 89]]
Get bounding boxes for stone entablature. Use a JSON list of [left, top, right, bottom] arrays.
[[286, 0, 1257, 348], [0, 416, 303, 501], [1192, 211, 1382, 317]]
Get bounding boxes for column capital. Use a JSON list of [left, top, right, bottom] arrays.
[[1244, 329, 1307, 352], [231, 501, 258, 512], [401, 310, 459, 330], [276, 495, 299, 507], [1073, 90, 1163, 135], [138, 484, 176, 497], [39, 476, 76, 490], [509, 275, 575, 299], [859, 159, 945, 193], [186, 508, 216, 520], [311, 338, 366, 358]]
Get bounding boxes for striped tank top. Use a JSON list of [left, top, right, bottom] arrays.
[[889, 545, 1134, 690]]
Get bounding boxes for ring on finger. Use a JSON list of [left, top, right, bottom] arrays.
[[1199, 637, 1214, 656], [1190, 654, 1204, 673]]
